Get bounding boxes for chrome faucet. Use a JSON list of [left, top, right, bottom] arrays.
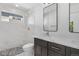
[[46, 31, 49, 36]]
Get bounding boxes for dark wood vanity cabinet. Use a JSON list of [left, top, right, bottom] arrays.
[[34, 38, 47, 56], [34, 38, 79, 56]]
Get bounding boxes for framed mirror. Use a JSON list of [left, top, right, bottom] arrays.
[[69, 3, 79, 33], [43, 3, 58, 32]]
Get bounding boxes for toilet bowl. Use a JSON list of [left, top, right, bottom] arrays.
[[22, 43, 34, 55]]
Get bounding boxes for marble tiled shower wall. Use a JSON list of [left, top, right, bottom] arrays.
[[0, 47, 24, 56]]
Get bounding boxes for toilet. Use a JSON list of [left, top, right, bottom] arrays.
[[22, 43, 34, 55]]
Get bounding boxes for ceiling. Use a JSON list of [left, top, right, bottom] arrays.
[[14, 3, 41, 10], [0, 3, 42, 12], [0, 3, 52, 10], [0, 3, 52, 15]]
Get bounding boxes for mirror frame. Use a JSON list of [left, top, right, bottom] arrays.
[[43, 3, 58, 32], [69, 3, 79, 33]]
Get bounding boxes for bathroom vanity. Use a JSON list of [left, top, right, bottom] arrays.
[[34, 38, 79, 56]]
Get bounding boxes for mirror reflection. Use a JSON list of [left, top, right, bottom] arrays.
[[69, 3, 79, 33], [43, 3, 58, 32]]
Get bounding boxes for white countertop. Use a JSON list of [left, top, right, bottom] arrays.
[[33, 34, 79, 49]]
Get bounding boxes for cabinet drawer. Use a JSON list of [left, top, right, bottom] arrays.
[[34, 38, 47, 47], [48, 42, 65, 50], [48, 50, 55, 56], [48, 50, 62, 56], [48, 42, 65, 55], [48, 48, 65, 55]]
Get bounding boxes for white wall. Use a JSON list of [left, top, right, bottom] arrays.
[[27, 3, 79, 40]]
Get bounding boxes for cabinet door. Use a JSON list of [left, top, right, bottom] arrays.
[[65, 47, 71, 56], [41, 47, 47, 56], [34, 44, 42, 56], [71, 48, 79, 56], [34, 38, 47, 56]]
